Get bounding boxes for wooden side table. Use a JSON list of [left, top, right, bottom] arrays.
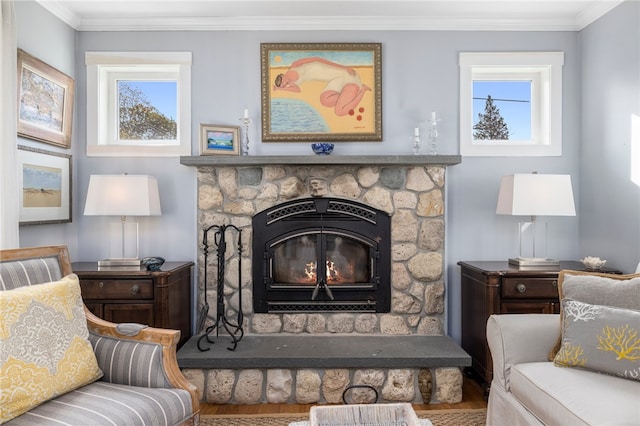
[[458, 260, 621, 386], [72, 261, 194, 348]]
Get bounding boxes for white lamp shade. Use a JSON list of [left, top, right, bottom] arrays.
[[496, 174, 576, 217], [84, 175, 161, 216]]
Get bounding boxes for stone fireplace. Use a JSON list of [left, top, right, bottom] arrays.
[[178, 155, 467, 405]]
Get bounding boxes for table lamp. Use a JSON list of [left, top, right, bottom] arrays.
[[84, 174, 161, 267], [496, 172, 576, 267]]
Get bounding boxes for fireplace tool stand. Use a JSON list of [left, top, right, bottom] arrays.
[[197, 224, 244, 351]]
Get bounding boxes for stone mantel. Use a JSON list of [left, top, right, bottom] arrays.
[[180, 154, 461, 167]]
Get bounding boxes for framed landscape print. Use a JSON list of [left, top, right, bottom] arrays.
[[261, 43, 382, 142], [200, 124, 240, 155], [18, 145, 72, 225], [17, 49, 75, 148]]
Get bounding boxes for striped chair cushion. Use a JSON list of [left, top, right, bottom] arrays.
[[4, 381, 193, 426], [89, 333, 173, 388], [0, 257, 63, 290]]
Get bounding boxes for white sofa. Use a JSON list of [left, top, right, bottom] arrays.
[[486, 313, 640, 425]]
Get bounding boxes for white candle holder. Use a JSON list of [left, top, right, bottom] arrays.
[[428, 113, 440, 155], [412, 133, 421, 155], [239, 116, 251, 155], [412, 127, 421, 155]]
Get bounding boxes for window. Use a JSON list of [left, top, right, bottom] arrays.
[[86, 52, 191, 157], [460, 52, 564, 156]]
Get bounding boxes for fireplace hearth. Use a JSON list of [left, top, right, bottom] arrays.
[[252, 197, 391, 313]]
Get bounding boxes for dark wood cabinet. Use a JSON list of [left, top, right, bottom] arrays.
[[458, 260, 621, 386], [72, 261, 194, 348]]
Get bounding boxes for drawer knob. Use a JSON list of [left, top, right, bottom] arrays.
[[516, 283, 527, 293], [130, 285, 140, 295], [552, 280, 558, 287], [98, 281, 104, 288]]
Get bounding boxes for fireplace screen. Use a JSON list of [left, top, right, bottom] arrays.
[[253, 197, 390, 313]]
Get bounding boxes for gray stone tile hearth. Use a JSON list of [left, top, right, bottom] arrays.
[[177, 334, 470, 404], [178, 335, 470, 369]]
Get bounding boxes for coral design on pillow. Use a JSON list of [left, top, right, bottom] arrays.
[[554, 342, 587, 367], [554, 298, 640, 381], [564, 301, 602, 322], [597, 324, 640, 361]]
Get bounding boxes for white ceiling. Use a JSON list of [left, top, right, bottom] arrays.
[[34, 0, 624, 31]]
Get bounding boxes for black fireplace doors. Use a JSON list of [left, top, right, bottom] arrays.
[[252, 198, 391, 313]]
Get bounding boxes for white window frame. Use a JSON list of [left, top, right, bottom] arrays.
[[459, 52, 564, 157], [86, 52, 191, 157]]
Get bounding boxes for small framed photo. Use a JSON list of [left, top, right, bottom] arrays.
[[200, 124, 240, 155], [18, 145, 72, 225], [17, 49, 75, 149]]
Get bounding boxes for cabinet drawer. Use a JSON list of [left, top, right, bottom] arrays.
[[80, 279, 153, 299], [501, 277, 558, 299], [501, 301, 559, 314]]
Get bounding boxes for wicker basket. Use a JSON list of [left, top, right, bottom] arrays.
[[305, 403, 430, 426]]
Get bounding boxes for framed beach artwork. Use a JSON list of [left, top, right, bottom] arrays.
[[18, 145, 72, 225], [17, 49, 74, 148], [260, 43, 382, 142], [200, 124, 240, 155]]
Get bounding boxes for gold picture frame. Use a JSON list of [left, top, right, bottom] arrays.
[[18, 145, 72, 225], [17, 49, 75, 148], [261, 43, 382, 142], [200, 124, 240, 156]]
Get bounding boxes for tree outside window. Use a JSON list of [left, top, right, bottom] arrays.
[[473, 95, 510, 140], [118, 81, 177, 141]]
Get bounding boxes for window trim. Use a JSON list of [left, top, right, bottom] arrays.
[[86, 52, 191, 157], [459, 52, 564, 157]]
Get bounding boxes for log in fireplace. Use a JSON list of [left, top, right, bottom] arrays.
[[252, 197, 391, 313]]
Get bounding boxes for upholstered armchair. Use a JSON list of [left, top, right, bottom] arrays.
[[0, 245, 199, 425]]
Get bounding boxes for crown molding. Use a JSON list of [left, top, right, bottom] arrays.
[[35, 0, 81, 29], [72, 16, 586, 32], [35, 0, 622, 32], [575, 0, 624, 30]]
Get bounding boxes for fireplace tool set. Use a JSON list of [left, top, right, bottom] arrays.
[[197, 224, 244, 351]]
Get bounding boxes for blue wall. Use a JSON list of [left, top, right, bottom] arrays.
[[579, 2, 640, 272], [16, 1, 78, 254], [15, 1, 640, 343]]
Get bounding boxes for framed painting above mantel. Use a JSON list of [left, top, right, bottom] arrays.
[[261, 43, 382, 142]]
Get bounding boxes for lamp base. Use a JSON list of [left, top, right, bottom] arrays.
[[508, 257, 560, 267], [98, 258, 141, 267]]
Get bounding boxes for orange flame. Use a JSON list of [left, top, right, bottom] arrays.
[[302, 260, 345, 283]]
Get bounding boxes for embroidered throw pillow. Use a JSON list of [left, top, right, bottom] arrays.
[[0, 274, 103, 422], [554, 299, 640, 381], [549, 270, 640, 360]]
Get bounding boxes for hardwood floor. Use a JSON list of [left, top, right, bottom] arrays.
[[200, 375, 487, 415]]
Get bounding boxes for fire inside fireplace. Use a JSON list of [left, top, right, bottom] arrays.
[[252, 197, 391, 313]]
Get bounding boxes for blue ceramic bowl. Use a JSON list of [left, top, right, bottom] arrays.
[[311, 143, 334, 155]]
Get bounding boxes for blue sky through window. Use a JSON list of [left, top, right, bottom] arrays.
[[120, 81, 177, 120], [473, 81, 531, 140]]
